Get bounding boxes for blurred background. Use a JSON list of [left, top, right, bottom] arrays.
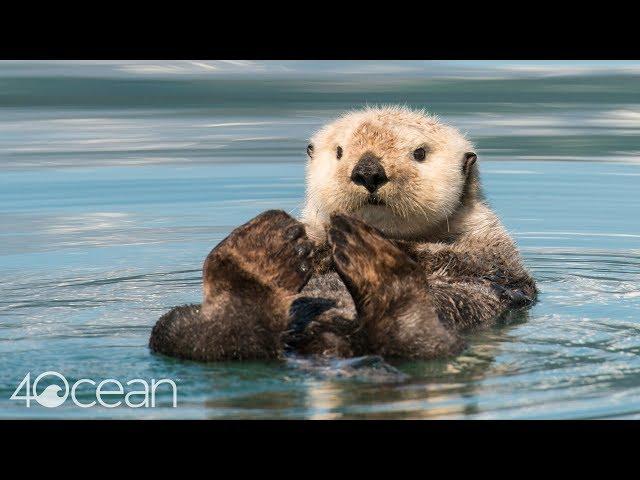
[[0, 61, 639, 419]]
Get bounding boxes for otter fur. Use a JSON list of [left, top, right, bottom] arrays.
[[149, 106, 537, 361]]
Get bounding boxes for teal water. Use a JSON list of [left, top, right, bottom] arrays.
[[0, 61, 639, 419]]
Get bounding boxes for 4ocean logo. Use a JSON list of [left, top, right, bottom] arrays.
[[10, 371, 178, 408], [13, 371, 69, 408]]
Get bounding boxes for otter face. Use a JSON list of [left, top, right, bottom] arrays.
[[302, 106, 477, 241]]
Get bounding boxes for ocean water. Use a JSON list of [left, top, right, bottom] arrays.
[[0, 61, 639, 419]]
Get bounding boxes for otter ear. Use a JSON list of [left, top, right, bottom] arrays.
[[306, 144, 314, 158], [462, 152, 477, 175]]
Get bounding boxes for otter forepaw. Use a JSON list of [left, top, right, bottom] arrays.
[[212, 209, 315, 294], [327, 214, 461, 358], [327, 214, 421, 317]]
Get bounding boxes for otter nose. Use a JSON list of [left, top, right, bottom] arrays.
[[350, 152, 388, 193]]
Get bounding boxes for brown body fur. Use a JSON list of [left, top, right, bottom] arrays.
[[150, 107, 537, 362]]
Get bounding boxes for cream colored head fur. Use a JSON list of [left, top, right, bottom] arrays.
[[301, 106, 478, 242]]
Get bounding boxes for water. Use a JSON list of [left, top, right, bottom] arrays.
[[1, 61, 639, 419]]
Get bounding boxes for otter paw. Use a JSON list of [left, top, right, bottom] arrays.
[[327, 214, 422, 317], [210, 210, 315, 294]]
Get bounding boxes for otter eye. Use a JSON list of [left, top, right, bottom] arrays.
[[336, 146, 343, 159], [306, 144, 314, 157], [413, 147, 426, 161]]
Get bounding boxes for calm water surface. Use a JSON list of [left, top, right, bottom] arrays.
[[0, 61, 639, 418]]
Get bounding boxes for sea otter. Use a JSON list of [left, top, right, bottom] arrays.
[[149, 106, 537, 361]]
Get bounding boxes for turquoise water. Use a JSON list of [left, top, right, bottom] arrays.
[[0, 61, 639, 419]]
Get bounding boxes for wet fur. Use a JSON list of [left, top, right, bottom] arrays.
[[150, 107, 537, 361], [150, 208, 536, 361]]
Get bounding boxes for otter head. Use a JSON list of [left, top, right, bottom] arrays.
[[301, 106, 478, 242]]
